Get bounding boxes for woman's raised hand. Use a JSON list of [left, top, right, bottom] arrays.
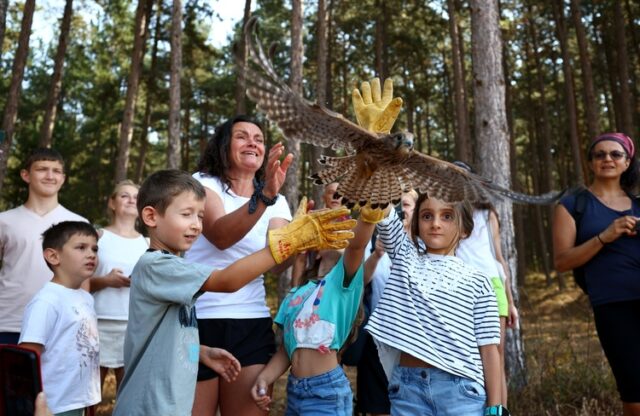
[[263, 142, 293, 199]]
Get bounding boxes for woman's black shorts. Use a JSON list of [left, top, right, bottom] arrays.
[[593, 299, 640, 402], [197, 317, 275, 381]]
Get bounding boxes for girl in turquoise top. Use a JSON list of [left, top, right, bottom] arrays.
[[251, 205, 383, 416]]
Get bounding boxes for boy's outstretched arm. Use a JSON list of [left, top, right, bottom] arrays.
[[199, 346, 241, 383], [201, 198, 356, 293], [250, 345, 290, 412]]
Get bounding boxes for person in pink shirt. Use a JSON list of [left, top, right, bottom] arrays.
[[0, 148, 87, 344]]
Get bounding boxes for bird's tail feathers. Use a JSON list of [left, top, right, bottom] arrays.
[[485, 182, 566, 205]]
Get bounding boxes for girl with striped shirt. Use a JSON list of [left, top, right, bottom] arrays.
[[366, 194, 507, 416]]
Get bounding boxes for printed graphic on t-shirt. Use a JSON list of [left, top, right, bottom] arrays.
[[412, 259, 474, 299], [75, 314, 99, 373], [178, 327, 200, 373], [291, 280, 334, 354]]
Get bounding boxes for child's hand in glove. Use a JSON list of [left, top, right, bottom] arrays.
[[268, 197, 357, 264]]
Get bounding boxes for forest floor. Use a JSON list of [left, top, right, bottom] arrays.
[[96, 272, 619, 416]]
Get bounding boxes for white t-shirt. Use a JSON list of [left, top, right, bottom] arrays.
[[0, 204, 87, 332], [456, 209, 504, 280], [185, 174, 292, 319], [19, 282, 101, 414], [369, 251, 392, 311], [92, 229, 148, 320]]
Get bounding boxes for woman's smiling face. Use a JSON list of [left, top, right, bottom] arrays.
[[229, 121, 266, 172]]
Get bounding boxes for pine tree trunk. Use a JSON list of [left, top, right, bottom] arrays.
[[234, 0, 252, 115], [613, 1, 634, 136], [374, 0, 388, 79], [311, 0, 328, 205], [182, 81, 191, 170], [469, 0, 526, 389], [167, 0, 182, 169], [114, 0, 152, 183], [0, 0, 35, 193], [0, 0, 7, 51], [552, 0, 585, 186], [447, 0, 471, 163], [570, 0, 600, 141], [278, 0, 304, 304], [524, 4, 557, 283], [441, 48, 452, 159], [135, 0, 162, 184], [39, 0, 74, 148], [325, 0, 334, 110]]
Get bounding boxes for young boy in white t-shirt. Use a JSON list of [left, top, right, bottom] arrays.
[[19, 221, 101, 416]]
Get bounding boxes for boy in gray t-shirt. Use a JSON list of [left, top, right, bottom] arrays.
[[113, 170, 355, 416]]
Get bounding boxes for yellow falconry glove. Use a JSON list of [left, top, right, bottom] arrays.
[[268, 197, 357, 264], [352, 77, 403, 134], [357, 203, 390, 224]]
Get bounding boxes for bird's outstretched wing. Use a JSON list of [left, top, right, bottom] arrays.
[[244, 17, 377, 153], [403, 152, 564, 205]]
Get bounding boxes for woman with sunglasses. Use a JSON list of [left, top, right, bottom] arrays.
[[553, 132, 640, 415]]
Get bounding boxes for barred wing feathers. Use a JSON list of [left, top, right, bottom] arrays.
[[404, 152, 563, 205], [244, 17, 376, 153]]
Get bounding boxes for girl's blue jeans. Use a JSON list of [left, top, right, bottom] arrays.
[[285, 365, 352, 416], [389, 366, 486, 416]]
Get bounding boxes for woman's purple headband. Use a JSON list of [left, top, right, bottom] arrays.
[[589, 132, 635, 158]]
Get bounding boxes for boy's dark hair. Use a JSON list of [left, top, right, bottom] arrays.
[[197, 115, 266, 192], [137, 169, 206, 230], [24, 147, 65, 171], [42, 221, 98, 270]]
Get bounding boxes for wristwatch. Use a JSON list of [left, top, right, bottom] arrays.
[[485, 405, 510, 416]]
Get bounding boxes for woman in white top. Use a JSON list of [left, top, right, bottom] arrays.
[[187, 116, 293, 416], [89, 180, 148, 393]]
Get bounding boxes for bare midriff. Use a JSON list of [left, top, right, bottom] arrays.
[[290, 348, 339, 378], [399, 352, 435, 368]]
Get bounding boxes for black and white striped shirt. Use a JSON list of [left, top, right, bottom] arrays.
[[365, 210, 500, 386]]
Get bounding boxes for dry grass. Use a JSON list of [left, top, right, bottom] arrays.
[[96, 272, 619, 415]]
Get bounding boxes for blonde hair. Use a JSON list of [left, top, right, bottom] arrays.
[[404, 189, 418, 202], [107, 179, 140, 222]]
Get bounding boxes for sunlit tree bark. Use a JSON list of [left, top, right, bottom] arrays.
[[167, 0, 182, 169], [39, 0, 74, 148], [0, 0, 35, 193], [470, 0, 526, 389], [114, 0, 153, 182]]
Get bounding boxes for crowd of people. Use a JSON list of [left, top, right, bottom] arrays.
[[2, 78, 638, 416]]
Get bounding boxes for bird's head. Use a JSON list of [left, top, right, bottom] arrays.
[[385, 131, 414, 154]]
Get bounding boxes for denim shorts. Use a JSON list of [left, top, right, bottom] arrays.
[[285, 365, 353, 416], [388, 366, 486, 416]]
